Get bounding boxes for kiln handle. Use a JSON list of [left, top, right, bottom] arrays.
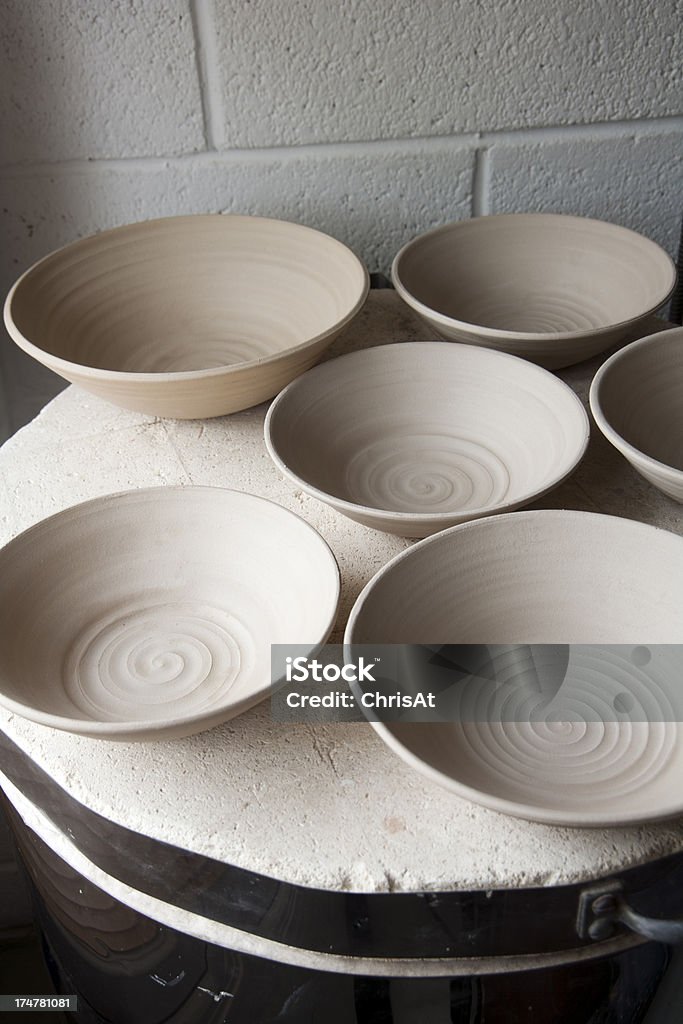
[[577, 880, 683, 945]]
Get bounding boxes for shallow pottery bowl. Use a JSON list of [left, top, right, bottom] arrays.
[[264, 341, 589, 538], [590, 326, 683, 502], [3, 215, 369, 418], [0, 487, 339, 740], [344, 510, 683, 826], [391, 214, 676, 370]]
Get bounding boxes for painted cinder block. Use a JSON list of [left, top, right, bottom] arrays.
[[211, 0, 683, 147], [487, 131, 683, 258], [0, 0, 204, 163]]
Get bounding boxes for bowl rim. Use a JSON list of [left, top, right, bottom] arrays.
[[391, 212, 677, 344], [264, 340, 590, 527], [343, 507, 683, 644], [364, 715, 683, 827], [343, 507, 683, 826], [589, 325, 683, 482], [0, 485, 341, 738], [3, 213, 370, 383]]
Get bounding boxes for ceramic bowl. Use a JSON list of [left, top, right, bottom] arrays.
[[392, 214, 676, 369], [0, 487, 339, 740], [264, 341, 589, 538], [345, 509, 683, 826], [3, 215, 368, 419], [590, 326, 683, 502]]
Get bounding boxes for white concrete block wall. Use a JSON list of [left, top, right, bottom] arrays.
[[210, 0, 682, 145], [486, 128, 683, 256], [0, 0, 204, 162], [0, 0, 681, 438], [0, 0, 680, 926]]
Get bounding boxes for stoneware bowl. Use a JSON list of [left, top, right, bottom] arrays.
[[0, 487, 339, 740], [3, 214, 369, 418], [264, 341, 589, 538], [392, 214, 676, 369], [345, 509, 683, 826], [589, 326, 683, 502]]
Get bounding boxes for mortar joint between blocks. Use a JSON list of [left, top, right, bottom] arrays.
[[190, 0, 225, 152]]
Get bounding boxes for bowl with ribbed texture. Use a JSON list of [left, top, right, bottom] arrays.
[[265, 341, 589, 538], [590, 326, 683, 503], [3, 215, 368, 418], [392, 214, 675, 369], [345, 509, 683, 826], [0, 487, 340, 739]]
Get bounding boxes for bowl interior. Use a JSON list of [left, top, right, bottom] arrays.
[[8, 216, 367, 374], [346, 510, 683, 823], [594, 329, 683, 470], [347, 511, 683, 644], [0, 488, 338, 728], [267, 342, 587, 518], [394, 215, 674, 336]]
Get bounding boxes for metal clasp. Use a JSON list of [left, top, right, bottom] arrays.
[[577, 880, 683, 945]]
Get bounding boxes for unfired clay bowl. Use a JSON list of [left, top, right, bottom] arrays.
[[345, 510, 683, 826], [3, 215, 369, 419], [264, 341, 589, 538], [392, 214, 675, 369], [0, 487, 339, 740], [590, 326, 683, 503]]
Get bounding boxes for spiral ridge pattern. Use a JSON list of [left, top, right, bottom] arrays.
[[63, 603, 254, 722], [345, 436, 510, 513], [442, 646, 677, 807], [469, 291, 610, 334]]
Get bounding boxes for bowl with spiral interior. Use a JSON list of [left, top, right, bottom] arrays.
[[265, 340, 589, 537], [345, 509, 683, 826], [0, 487, 340, 740]]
